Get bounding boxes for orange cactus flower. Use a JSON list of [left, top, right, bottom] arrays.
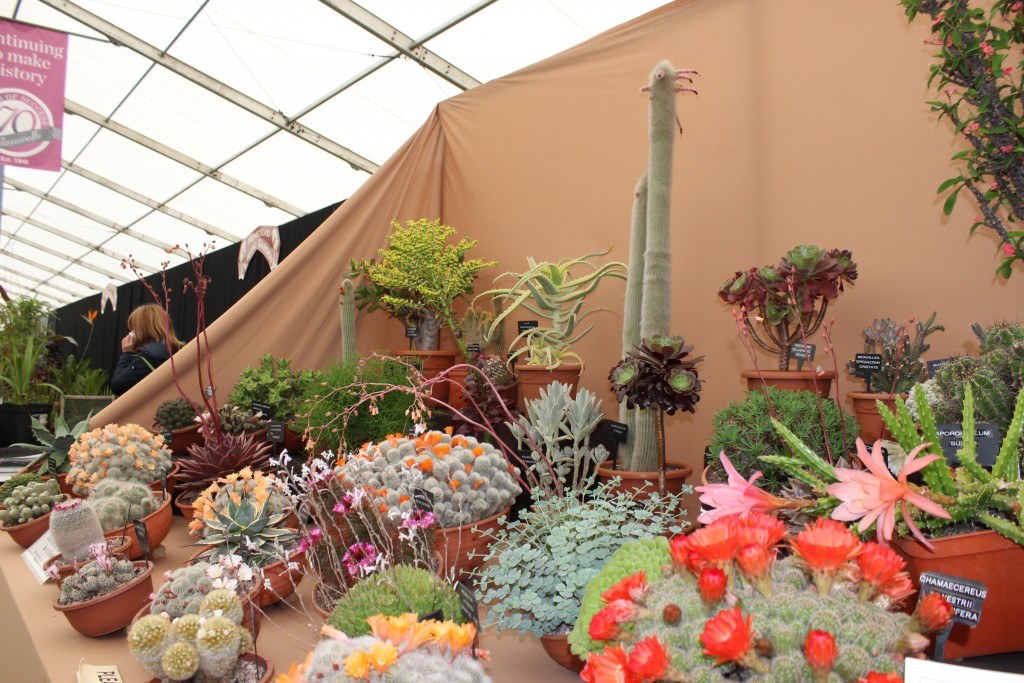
[[601, 571, 648, 605], [913, 592, 954, 634], [684, 518, 742, 568], [580, 644, 634, 683], [465, 464, 472, 473], [804, 630, 838, 680], [699, 568, 728, 605], [472, 447, 484, 456], [790, 518, 862, 596], [451, 436, 467, 448], [700, 608, 763, 672], [473, 480, 484, 489], [433, 444, 451, 456], [444, 425, 454, 435], [418, 460, 434, 473], [343, 650, 371, 678], [404, 458, 416, 468], [628, 636, 671, 682], [856, 542, 907, 602], [450, 480, 461, 490], [736, 544, 775, 597], [365, 642, 398, 673], [379, 504, 388, 513], [398, 495, 410, 504]]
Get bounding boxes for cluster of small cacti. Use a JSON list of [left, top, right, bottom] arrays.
[[154, 397, 199, 432], [215, 404, 267, 435], [473, 354, 515, 387], [151, 556, 258, 619], [283, 614, 490, 682], [67, 423, 174, 495], [0, 478, 62, 526], [326, 564, 463, 637], [49, 498, 105, 562], [189, 467, 289, 538], [0, 472, 42, 501], [128, 589, 254, 682], [337, 430, 521, 528], [57, 543, 143, 605], [570, 514, 953, 682], [90, 479, 162, 532]]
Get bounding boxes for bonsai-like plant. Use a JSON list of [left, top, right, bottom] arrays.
[[476, 478, 686, 640], [285, 614, 488, 682], [902, 0, 1024, 277], [707, 387, 859, 494], [228, 354, 316, 420], [477, 250, 627, 368], [719, 245, 858, 370], [66, 423, 174, 495], [571, 514, 952, 681], [847, 313, 944, 395], [0, 478, 62, 526], [349, 218, 495, 355], [609, 336, 703, 487]]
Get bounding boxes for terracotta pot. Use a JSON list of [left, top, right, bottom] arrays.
[[433, 507, 509, 581], [148, 461, 181, 500], [394, 349, 459, 401], [174, 489, 201, 524], [313, 581, 339, 619], [596, 464, 693, 501], [446, 365, 472, 411], [516, 363, 581, 410], [256, 543, 307, 607], [55, 473, 75, 497], [53, 560, 154, 636], [848, 392, 906, 444], [156, 423, 203, 455], [1, 506, 56, 548], [145, 652, 274, 683], [894, 530, 1024, 659], [740, 369, 836, 398], [103, 492, 173, 560], [540, 632, 586, 673], [44, 537, 133, 584], [284, 424, 307, 455]]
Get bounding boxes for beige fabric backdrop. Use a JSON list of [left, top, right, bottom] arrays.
[[95, 0, 1023, 479]]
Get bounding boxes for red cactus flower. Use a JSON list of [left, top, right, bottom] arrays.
[[877, 571, 916, 608], [700, 608, 757, 668], [737, 544, 775, 597], [790, 518, 862, 595], [581, 644, 638, 683], [669, 535, 708, 575], [914, 592, 954, 634], [855, 673, 902, 683], [628, 637, 671, 681], [856, 542, 907, 602], [699, 568, 728, 605], [686, 518, 741, 568], [589, 600, 637, 642], [601, 571, 649, 605], [736, 511, 787, 549], [804, 630, 838, 681]]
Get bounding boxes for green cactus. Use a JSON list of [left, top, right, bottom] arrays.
[[340, 278, 357, 363], [0, 478, 62, 526], [67, 423, 174, 495], [90, 479, 161, 532], [0, 472, 42, 501], [154, 397, 198, 432], [57, 548, 142, 605], [48, 498, 105, 563], [215, 404, 267, 436], [151, 563, 216, 618], [326, 564, 463, 637]]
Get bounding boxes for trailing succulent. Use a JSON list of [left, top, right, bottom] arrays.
[[336, 430, 521, 528], [49, 498, 105, 563], [284, 614, 490, 683], [67, 423, 174, 495], [90, 479, 161, 532], [58, 543, 143, 605], [128, 589, 254, 683], [326, 564, 463, 638], [571, 515, 953, 682], [610, 336, 703, 415], [0, 478, 62, 526], [154, 397, 199, 432]]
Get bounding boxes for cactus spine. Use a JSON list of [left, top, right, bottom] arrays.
[[49, 498, 105, 563], [340, 278, 357, 363]]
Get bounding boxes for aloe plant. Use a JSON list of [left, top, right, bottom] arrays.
[[0, 336, 61, 404], [11, 413, 92, 475]]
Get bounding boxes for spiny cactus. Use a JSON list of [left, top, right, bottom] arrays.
[[848, 312, 943, 394], [456, 305, 499, 354], [57, 543, 143, 605], [326, 564, 462, 637], [288, 615, 490, 683], [215, 404, 267, 435], [129, 589, 253, 683], [154, 397, 198, 432], [0, 478, 61, 526], [340, 278, 357, 364], [49, 498, 105, 563], [151, 563, 216, 618], [90, 479, 161, 532], [337, 430, 521, 528], [67, 423, 173, 495]]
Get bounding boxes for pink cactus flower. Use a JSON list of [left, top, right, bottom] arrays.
[[695, 452, 789, 525]]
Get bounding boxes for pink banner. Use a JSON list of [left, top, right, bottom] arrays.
[[0, 19, 68, 171]]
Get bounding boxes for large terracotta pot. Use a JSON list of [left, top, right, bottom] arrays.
[[156, 423, 202, 455], [894, 530, 1024, 659], [145, 653, 274, 683], [103, 492, 172, 560], [516, 363, 581, 409], [174, 489, 201, 524], [741, 369, 836, 398], [541, 632, 586, 673], [394, 349, 459, 401], [1, 503, 61, 548], [434, 507, 509, 581], [596, 464, 693, 501], [848, 392, 906, 444], [148, 461, 181, 501], [52, 560, 154, 636]]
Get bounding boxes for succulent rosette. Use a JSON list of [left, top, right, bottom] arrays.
[[572, 512, 952, 682], [609, 335, 703, 415]]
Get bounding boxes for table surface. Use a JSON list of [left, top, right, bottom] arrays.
[[0, 515, 583, 683]]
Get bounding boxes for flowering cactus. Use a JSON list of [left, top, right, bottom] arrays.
[[278, 614, 490, 683], [572, 513, 952, 682], [57, 542, 144, 605], [67, 423, 173, 495], [336, 429, 521, 528]]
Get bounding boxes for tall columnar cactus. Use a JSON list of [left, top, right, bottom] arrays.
[[49, 498, 105, 563], [618, 61, 695, 472], [90, 479, 161, 532], [340, 278, 357, 363]]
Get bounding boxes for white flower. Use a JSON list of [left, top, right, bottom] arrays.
[[287, 561, 299, 571], [206, 565, 224, 579], [243, 536, 258, 551], [222, 554, 243, 568], [213, 609, 224, 617], [197, 628, 206, 638], [279, 450, 292, 466], [413, 422, 427, 436], [264, 579, 273, 590], [237, 565, 254, 582]]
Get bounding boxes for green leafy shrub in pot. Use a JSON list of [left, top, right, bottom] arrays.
[[1, 478, 62, 525], [326, 564, 463, 637], [229, 354, 316, 420], [707, 386, 858, 494], [476, 479, 687, 638]]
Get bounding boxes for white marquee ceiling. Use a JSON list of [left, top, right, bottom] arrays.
[[0, 0, 666, 306]]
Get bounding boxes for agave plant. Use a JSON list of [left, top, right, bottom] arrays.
[[11, 413, 93, 476], [192, 497, 295, 568], [608, 335, 704, 489], [177, 431, 273, 493]]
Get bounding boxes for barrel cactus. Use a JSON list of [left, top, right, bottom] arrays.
[[151, 556, 257, 619], [284, 614, 490, 683], [154, 397, 198, 432], [0, 478, 62, 526], [336, 430, 521, 528], [90, 479, 161, 532], [49, 498, 105, 562], [67, 423, 173, 495], [57, 542, 144, 605], [128, 589, 254, 682], [572, 514, 953, 682]]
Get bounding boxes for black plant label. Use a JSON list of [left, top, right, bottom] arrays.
[[412, 487, 435, 512], [608, 421, 629, 444], [252, 401, 274, 419], [420, 609, 443, 622], [927, 358, 953, 378], [267, 421, 286, 443], [162, 431, 174, 444], [517, 320, 539, 335], [935, 423, 1000, 467], [454, 581, 480, 658], [204, 385, 216, 398], [791, 342, 816, 361], [466, 343, 481, 354], [132, 519, 151, 557], [920, 572, 986, 627], [405, 326, 419, 338]]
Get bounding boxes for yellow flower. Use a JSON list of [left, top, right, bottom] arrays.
[[225, 472, 240, 483], [126, 444, 137, 455], [366, 642, 398, 673], [343, 651, 370, 679]]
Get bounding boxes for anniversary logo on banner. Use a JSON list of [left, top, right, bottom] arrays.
[[237, 225, 281, 279], [0, 19, 68, 171]]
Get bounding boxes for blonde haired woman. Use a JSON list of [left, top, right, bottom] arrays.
[[110, 304, 183, 395]]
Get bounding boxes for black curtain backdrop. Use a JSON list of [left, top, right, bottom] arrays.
[[52, 202, 341, 391]]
